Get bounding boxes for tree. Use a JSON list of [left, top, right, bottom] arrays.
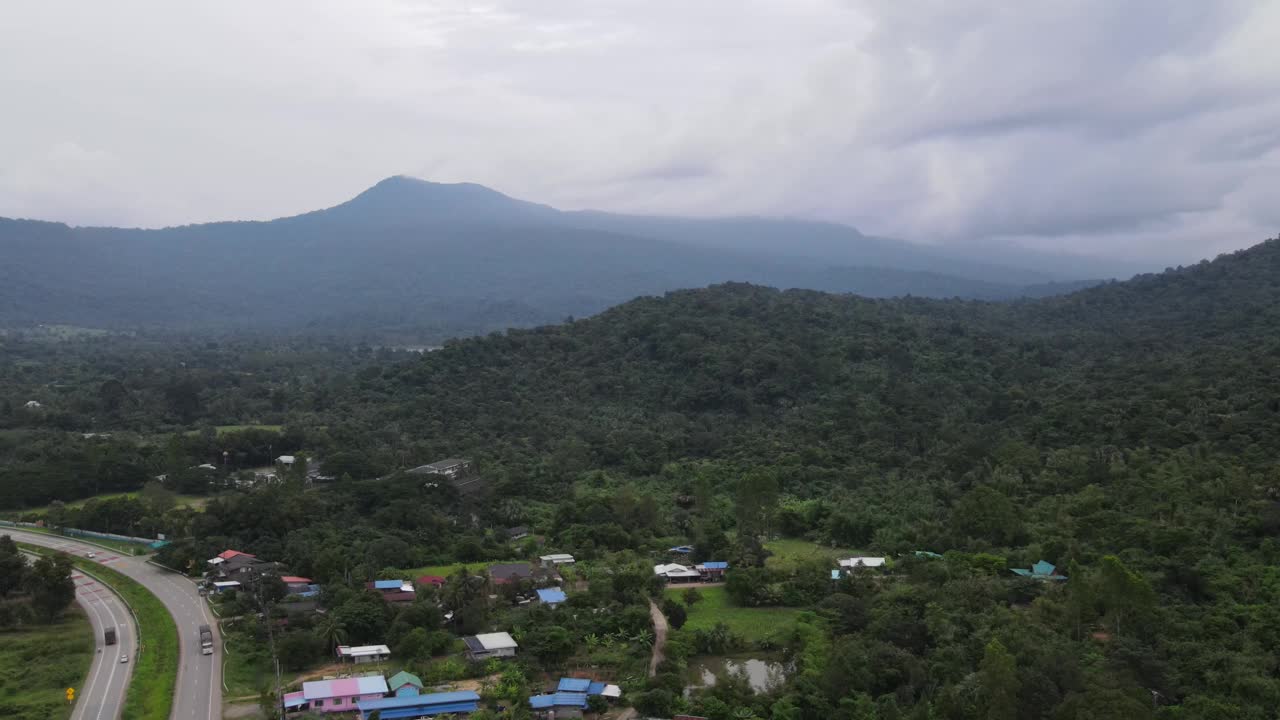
[[662, 598, 688, 630], [25, 553, 75, 622], [314, 614, 348, 652], [525, 625, 575, 665], [1097, 556, 1155, 638], [978, 639, 1019, 720], [0, 535, 27, 598], [682, 587, 703, 606]]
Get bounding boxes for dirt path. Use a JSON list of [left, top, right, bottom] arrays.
[[648, 599, 668, 677]]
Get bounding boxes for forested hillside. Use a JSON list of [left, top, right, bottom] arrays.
[[0, 178, 1112, 339], [2, 239, 1279, 718]]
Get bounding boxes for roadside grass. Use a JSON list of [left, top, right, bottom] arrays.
[[10, 491, 209, 517], [663, 586, 804, 643], [763, 538, 861, 571], [222, 625, 275, 699], [19, 544, 178, 720], [0, 606, 94, 720]]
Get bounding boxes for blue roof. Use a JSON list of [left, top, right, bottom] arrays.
[[831, 569, 842, 580], [529, 694, 557, 709], [669, 545, 693, 553], [530, 692, 589, 709], [588, 681, 607, 695], [373, 579, 402, 590], [371, 703, 480, 719], [357, 691, 481, 712], [538, 588, 568, 604], [701, 561, 729, 569], [558, 678, 591, 693]]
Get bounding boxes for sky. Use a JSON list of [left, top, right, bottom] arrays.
[[2, 1, 1278, 264]]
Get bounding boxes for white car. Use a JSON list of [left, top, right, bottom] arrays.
[[119, 654, 129, 663], [86, 552, 96, 558]]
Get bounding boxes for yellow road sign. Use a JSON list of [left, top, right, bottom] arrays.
[[66, 687, 76, 701]]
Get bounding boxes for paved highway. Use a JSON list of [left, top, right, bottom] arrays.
[[10, 531, 222, 720]]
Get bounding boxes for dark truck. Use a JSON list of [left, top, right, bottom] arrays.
[[199, 624, 213, 655], [104, 627, 117, 645]]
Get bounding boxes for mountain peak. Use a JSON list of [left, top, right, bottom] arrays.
[[315, 176, 558, 225]]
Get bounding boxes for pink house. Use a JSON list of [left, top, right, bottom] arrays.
[[297, 675, 389, 713]]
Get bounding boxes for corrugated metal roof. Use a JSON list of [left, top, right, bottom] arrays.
[[537, 588, 567, 604], [282, 691, 307, 708], [474, 631, 518, 650], [588, 681, 607, 695], [357, 690, 480, 710], [373, 579, 402, 590], [700, 561, 729, 570], [529, 692, 588, 708], [302, 675, 388, 700], [387, 670, 423, 689], [558, 677, 591, 693]]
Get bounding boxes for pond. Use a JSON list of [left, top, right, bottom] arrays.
[[686, 654, 791, 695]]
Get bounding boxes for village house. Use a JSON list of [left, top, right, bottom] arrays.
[[654, 563, 702, 583], [489, 562, 536, 585], [529, 678, 621, 719], [336, 644, 391, 664], [407, 457, 487, 495], [281, 576, 314, 594], [463, 631, 519, 660], [285, 675, 389, 714], [387, 670, 424, 697], [356, 690, 481, 720], [539, 553, 576, 568], [838, 556, 887, 570], [696, 561, 729, 580], [537, 587, 567, 608], [1012, 560, 1068, 581], [506, 526, 531, 541], [207, 549, 274, 583], [367, 579, 416, 603]]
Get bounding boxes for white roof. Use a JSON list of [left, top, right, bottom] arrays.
[[277, 455, 295, 464], [838, 556, 887, 568], [601, 684, 622, 698], [654, 563, 701, 578], [212, 581, 241, 588], [474, 632, 518, 650], [337, 644, 390, 657], [540, 553, 575, 562]]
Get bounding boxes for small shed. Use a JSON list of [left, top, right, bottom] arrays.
[[537, 587, 568, 608], [463, 631, 518, 660], [388, 670, 424, 697]]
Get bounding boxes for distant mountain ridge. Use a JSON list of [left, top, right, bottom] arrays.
[[0, 176, 1124, 339]]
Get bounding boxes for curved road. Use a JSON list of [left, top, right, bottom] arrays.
[[10, 531, 221, 720]]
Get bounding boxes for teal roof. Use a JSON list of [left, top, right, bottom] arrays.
[[1012, 560, 1067, 581], [388, 670, 423, 689]]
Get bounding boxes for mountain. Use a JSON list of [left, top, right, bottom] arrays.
[[0, 176, 1121, 339]]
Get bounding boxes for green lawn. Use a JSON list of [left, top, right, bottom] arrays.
[[19, 544, 178, 720], [664, 586, 805, 642], [763, 539, 862, 571], [0, 607, 94, 720], [401, 560, 522, 578]]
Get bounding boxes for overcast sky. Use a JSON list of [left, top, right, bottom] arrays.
[[2, 1, 1277, 264]]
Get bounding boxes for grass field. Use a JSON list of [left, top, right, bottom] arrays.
[[16, 491, 209, 516], [221, 625, 274, 700], [19, 544, 178, 720], [0, 607, 94, 720], [763, 539, 862, 571], [663, 586, 805, 642], [184, 425, 283, 437], [401, 560, 521, 578]]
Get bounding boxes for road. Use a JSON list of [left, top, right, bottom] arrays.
[[21, 550, 136, 720], [648, 599, 668, 677], [9, 531, 222, 720]]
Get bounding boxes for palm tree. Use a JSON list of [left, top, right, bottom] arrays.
[[315, 614, 347, 652]]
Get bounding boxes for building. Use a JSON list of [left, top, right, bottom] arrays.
[[506, 526, 531, 541], [387, 670, 424, 697], [838, 557, 887, 570], [210, 580, 242, 594], [24, 400, 42, 409], [277, 455, 296, 466], [408, 458, 472, 478], [356, 690, 481, 720], [293, 675, 389, 713], [1011, 560, 1068, 581], [463, 631, 518, 660], [415, 575, 447, 589], [207, 549, 271, 581], [654, 563, 702, 583], [697, 561, 729, 580], [489, 562, 535, 585], [668, 545, 694, 555], [281, 576, 313, 593], [536, 587, 567, 608], [539, 553, 576, 568], [367, 579, 416, 604], [529, 678, 620, 719], [336, 645, 391, 664]]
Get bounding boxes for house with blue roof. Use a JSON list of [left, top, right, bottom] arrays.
[[696, 561, 729, 580], [529, 677, 622, 717], [1011, 560, 1068, 581], [356, 690, 481, 719], [537, 587, 567, 608]]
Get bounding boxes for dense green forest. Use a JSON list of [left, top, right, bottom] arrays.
[[3, 239, 1280, 718]]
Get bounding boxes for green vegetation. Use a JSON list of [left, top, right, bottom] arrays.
[[762, 539, 860, 572], [19, 544, 178, 720], [0, 606, 94, 720], [401, 561, 519, 578], [664, 586, 804, 642]]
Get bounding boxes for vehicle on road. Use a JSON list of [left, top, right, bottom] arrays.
[[104, 627, 117, 645], [199, 624, 213, 654], [120, 654, 129, 663], [86, 552, 96, 558]]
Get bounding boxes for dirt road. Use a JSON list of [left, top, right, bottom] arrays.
[[648, 599, 668, 677]]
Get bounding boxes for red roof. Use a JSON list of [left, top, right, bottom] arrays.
[[281, 576, 312, 584], [416, 575, 447, 586], [218, 550, 255, 560], [380, 591, 417, 603]]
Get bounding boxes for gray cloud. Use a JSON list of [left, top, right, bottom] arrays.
[[0, 0, 1277, 265]]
